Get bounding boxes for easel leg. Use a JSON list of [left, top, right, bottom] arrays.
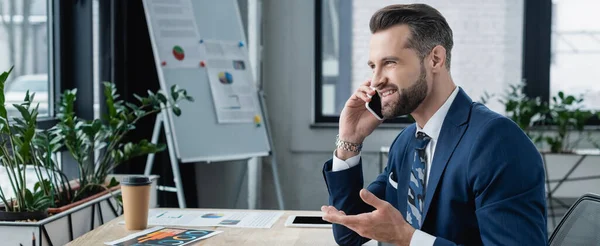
[[161, 113, 187, 208], [247, 157, 260, 209], [144, 113, 187, 208], [256, 90, 285, 210], [270, 153, 284, 210], [144, 115, 163, 176]]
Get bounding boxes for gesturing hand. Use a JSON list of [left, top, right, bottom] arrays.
[[321, 189, 415, 246]]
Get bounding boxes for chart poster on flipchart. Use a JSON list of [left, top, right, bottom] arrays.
[[203, 40, 258, 123], [145, 0, 205, 69]]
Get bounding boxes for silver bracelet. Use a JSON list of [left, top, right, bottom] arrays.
[[335, 134, 362, 153]]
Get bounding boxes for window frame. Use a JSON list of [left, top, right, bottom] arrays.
[[523, 0, 600, 125], [0, 0, 58, 128]]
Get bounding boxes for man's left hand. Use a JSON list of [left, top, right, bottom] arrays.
[[321, 189, 415, 246]]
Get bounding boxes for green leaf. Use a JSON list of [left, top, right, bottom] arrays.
[[125, 102, 139, 111], [50, 135, 63, 145], [134, 94, 144, 103], [171, 86, 180, 101], [185, 96, 194, 102], [108, 177, 119, 188], [29, 92, 36, 104], [32, 197, 52, 211], [172, 106, 181, 116], [13, 117, 26, 126], [109, 118, 120, 129], [25, 189, 34, 207], [157, 93, 168, 104], [104, 82, 117, 118], [12, 104, 31, 121], [0, 66, 13, 121], [34, 181, 41, 193]]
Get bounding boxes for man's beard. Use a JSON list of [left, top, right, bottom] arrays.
[[382, 63, 428, 119]]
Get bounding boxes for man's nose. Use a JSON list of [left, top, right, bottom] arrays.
[[371, 72, 386, 89]]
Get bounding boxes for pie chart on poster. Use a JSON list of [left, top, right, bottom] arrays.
[[218, 72, 233, 84], [202, 213, 225, 219], [172, 45, 185, 61]]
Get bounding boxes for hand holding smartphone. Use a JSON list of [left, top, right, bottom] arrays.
[[366, 90, 384, 120]]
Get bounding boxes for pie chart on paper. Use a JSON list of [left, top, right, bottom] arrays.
[[172, 45, 185, 61], [218, 72, 233, 84]]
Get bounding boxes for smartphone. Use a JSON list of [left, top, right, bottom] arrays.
[[365, 91, 384, 120], [284, 215, 332, 228]]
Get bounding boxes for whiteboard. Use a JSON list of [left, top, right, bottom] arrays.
[[142, 0, 270, 163]]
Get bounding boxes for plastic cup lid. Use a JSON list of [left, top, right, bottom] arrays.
[[121, 176, 151, 186]]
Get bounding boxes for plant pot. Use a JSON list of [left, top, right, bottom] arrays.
[[47, 185, 121, 215], [0, 175, 158, 246], [0, 209, 48, 222]]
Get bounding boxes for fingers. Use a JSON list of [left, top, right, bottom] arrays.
[[321, 205, 366, 227], [361, 79, 372, 87], [360, 189, 388, 211], [321, 206, 342, 223], [321, 206, 351, 224], [352, 85, 377, 103]]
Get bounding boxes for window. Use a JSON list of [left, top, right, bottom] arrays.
[[315, 0, 525, 123], [0, 0, 51, 119], [550, 0, 600, 109], [316, 0, 351, 122]]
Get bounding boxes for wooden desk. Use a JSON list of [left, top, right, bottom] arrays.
[[66, 209, 344, 245]]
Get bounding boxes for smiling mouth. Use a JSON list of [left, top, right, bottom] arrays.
[[380, 90, 397, 97]]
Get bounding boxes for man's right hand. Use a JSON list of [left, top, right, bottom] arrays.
[[337, 80, 383, 160]]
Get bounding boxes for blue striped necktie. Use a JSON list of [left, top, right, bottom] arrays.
[[407, 131, 430, 229]]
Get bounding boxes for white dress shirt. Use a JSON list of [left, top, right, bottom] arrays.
[[332, 86, 460, 246]]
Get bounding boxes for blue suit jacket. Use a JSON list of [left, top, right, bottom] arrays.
[[323, 89, 547, 245]]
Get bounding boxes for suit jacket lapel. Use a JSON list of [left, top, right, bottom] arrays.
[[421, 88, 473, 224]]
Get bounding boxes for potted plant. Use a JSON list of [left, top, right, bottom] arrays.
[[500, 82, 600, 229], [0, 66, 193, 245], [541, 92, 595, 153], [49, 82, 192, 212], [499, 81, 548, 144], [0, 67, 54, 221]]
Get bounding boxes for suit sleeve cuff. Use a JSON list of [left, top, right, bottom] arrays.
[[332, 150, 361, 172], [410, 229, 436, 246]]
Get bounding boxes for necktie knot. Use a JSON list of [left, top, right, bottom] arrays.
[[416, 132, 431, 149]]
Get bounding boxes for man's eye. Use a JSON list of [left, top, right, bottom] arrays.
[[384, 61, 395, 66]]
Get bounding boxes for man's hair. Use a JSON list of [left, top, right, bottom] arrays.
[[370, 4, 453, 69]]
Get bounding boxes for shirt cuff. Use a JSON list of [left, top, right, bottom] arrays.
[[331, 150, 361, 172], [409, 229, 436, 246]]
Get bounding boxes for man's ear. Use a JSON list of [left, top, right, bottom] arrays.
[[430, 45, 447, 71]]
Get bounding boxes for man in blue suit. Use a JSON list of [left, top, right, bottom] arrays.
[[321, 3, 547, 246]]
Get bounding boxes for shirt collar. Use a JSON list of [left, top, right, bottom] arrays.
[[415, 86, 460, 141]]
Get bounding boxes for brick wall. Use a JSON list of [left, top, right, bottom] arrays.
[[352, 0, 524, 113]]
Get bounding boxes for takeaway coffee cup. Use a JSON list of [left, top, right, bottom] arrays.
[[121, 176, 152, 230]]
